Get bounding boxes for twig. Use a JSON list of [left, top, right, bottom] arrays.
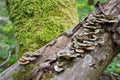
[[0, 51, 11, 67]]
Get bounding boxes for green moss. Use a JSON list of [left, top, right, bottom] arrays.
[[7, 0, 78, 56], [12, 64, 38, 80], [12, 70, 34, 80], [43, 72, 54, 80]]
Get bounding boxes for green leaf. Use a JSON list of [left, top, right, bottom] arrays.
[[0, 68, 5, 73]]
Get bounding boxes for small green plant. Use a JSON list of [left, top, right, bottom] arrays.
[[76, 0, 106, 20], [0, 21, 16, 73], [76, 0, 94, 20], [104, 54, 120, 73]]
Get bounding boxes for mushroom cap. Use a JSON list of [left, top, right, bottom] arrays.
[[85, 46, 96, 50], [57, 49, 80, 60], [18, 60, 30, 65], [75, 48, 84, 53], [21, 56, 36, 61], [54, 65, 64, 72], [19, 57, 27, 62]]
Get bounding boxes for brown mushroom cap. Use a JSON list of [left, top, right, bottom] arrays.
[[18, 60, 30, 65], [85, 46, 96, 50], [21, 56, 36, 61], [19, 57, 27, 62]]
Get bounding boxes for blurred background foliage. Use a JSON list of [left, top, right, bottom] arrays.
[[0, 0, 119, 75], [0, 1, 16, 72]]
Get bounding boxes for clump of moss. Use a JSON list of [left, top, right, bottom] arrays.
[[7, 0, 78, 56], [12, 64, 37, 80], [44, 72, 54, 80], [12, 70, 34, 80]]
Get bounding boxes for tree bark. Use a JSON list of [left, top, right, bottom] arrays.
[[0, 0, 120, 80]]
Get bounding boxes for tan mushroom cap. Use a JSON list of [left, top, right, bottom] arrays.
[[85, 46, 96, 50], [21, 56, 36, 61], [54, 65, 64, 72], [18, 60, 30, 65], [75, 48, 84, 53]]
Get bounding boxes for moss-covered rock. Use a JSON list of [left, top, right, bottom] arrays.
[[7, 0, 78, 56]]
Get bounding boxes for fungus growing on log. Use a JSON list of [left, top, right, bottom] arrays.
[[18, 2, 117, 73]]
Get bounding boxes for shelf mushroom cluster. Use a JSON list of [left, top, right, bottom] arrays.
[[54, 9, 117, 72], [18, 51, 41, 65]]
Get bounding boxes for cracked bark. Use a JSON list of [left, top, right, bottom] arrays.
[[0, 0, 120, 80]]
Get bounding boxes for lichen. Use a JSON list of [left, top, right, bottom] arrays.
[[6, 0, 78, 56], [12, 64, 38, 80]]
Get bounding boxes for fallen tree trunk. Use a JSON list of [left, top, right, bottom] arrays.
[[0, 0, 120, 80]]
